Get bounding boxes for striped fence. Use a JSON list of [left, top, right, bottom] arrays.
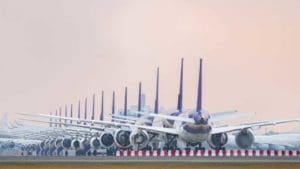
[[116, 149, 300, 157]]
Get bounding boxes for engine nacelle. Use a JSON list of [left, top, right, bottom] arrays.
[[49, 139, 56, 150], [80, 137, 91, 150], [71, 139, 80, 149], [100, 132, 114, 148], [62, 138, 72, 150], [208, 133, 228, 149], [90, 137, 101, 149], [55, 137, 63, 149], [235, 129, 255, 149], [40, 140, 46, 150], [129, 130, 149, 150], [114, 129, 131, 149]]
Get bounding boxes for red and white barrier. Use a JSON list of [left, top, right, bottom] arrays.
[[116, 149, 300, 157]]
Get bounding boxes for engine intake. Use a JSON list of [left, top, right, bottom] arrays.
[[90, 137, 101, 149], [71, 139, 80, 149], [208, 133, 228, 149], [62, 138, 72, 150], [100, 132, 114, 148], [114, 129, 131, 149], [129, 130, 149, 150], [235, 129, 254, 149]]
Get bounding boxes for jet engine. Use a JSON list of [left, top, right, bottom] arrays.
[[71, 138, 80, 149], [129, 130, 149, 150], [207, 133, 228, 149], [40, 140, 46, 150], [49, 139, 56, 150], [90, 137, 101, 149], [80, 137, 90, 150], [100, 132, 114, 148], [62, 137, 72, 150], [235, 129, 254, 149], [114, 129, 131, 149], [55, 137, 63, 149]]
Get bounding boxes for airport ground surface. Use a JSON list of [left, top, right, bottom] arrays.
[[1, 162, 300, 169]]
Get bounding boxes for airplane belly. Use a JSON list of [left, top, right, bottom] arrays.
[[177, 123, 211, 144]]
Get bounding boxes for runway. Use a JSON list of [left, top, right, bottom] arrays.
[[0, 156, 299, 163]]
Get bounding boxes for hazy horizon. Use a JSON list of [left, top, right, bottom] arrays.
[[0, 0, 299, 131]]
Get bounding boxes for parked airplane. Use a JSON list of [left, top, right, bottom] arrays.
[[19, 58, 300, 151]]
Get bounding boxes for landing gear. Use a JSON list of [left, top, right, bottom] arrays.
[[165, 134, 177, 150]]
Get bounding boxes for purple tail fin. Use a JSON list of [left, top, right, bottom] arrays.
[[154, 68, 159, 114], [50, 112, 52, 127], [100, 91, 104, 121], [77, 100, 81, 124], [84, 97, 87, 125], [138, 82, 142, 112], [124, 87, 128, 116], [112, 91, 115, 122], [177, 58, 184, 112], [55, 109, 58, 127], [64, 105, 67, 125], [92, 94, 95, 121], [59, 107, 62, 128], [70, 104, 73, 124], [196, 58, 203, 113]]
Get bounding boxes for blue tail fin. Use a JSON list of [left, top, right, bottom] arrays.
[[64, 105, 67, 125]]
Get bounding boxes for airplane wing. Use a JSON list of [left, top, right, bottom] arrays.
[[18, 113, 178, 135], [132, 110, 194, 123], [211, 119, 300, 134], [210, 110, 255, 123]]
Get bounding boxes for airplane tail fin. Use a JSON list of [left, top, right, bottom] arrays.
[[77, 100, 81, 124], [177, 58, 184, 112], [84, 97, 87, 125], [70, 104, 73, 124], [124, 87, 128, 116], [92, 94, 95, 120], [49, 112, 52, 127], [100, 91, 104, 121], [112, 91, 115, 122], [138, 82, 142, 112], [196, 58, 203, 113], [64, 105, 67, 126], [154, 67, 159, 114]]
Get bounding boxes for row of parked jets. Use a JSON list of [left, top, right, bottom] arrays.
[[1, 58, 300, 156]]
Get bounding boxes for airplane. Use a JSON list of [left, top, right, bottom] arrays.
[[19, 58, 300, 152]]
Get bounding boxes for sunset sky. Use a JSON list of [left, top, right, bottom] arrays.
[[0, 0, 299, 130]]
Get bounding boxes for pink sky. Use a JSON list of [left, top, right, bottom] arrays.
[[0, 0, 299, 130]]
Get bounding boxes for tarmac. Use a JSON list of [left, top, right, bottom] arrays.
[[0, 156, 299, 163]]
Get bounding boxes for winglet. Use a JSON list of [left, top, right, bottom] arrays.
[[177, 58, 184, 112]]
